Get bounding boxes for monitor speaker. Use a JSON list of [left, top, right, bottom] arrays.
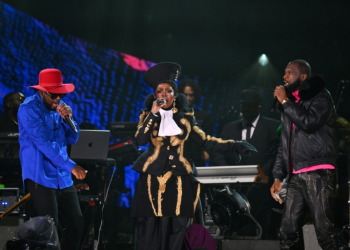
[[0, 215, 24, 249]]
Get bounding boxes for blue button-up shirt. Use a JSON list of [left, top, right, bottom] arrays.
[[18, 93, 79, 189]]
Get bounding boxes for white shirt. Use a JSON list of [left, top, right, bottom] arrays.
[[158, 109, 182, 136], [242, 114, 260, 140]]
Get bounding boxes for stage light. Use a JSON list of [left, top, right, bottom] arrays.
[[210, 188, 250, 232], [258, 54, 269, 66], [210, 185, 262, 239]]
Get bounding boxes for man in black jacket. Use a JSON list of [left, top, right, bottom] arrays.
[[271, 60, 338, 250]]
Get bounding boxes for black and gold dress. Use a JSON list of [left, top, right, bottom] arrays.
[[131, 107, 250, 218]]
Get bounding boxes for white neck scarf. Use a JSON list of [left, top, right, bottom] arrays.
[[158, 109, 182, 136]]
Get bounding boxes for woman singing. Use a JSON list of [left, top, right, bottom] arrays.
[[131, 62, 256, 250]]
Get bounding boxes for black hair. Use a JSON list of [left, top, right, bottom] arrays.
[[291, 59, 311, 76], [178, 79, 201, 100], [3, 92, 19, 109]]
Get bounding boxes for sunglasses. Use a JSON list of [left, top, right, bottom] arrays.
[[45, 92, 66, 99], [185, 93, 195, 97]]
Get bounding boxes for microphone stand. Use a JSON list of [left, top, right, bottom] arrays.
[[201, 105, 237, 132], [333, 79, 350, 246], [334, 80, 349, 111], [221, 106, 237, 120]]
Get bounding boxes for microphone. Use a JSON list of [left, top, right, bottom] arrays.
[[156, 99, 166, 105], [271, 85, 284, 112], [221, 106, 237, 119], [65, 115, 78, 133], [58, 102, 78, 133]]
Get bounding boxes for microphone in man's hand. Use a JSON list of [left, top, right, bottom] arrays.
[[65, 115, 78, 133], [271, 85, 284, 112], [156, 99, 166, 105], [59, 102, 78, 133]]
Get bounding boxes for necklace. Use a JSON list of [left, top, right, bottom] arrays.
[[11, 119, 18, 125]]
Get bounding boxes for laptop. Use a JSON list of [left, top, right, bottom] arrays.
[[70, 130, 110, 160]]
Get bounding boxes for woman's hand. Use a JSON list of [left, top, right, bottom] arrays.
[[230, 141, 257, 163], [233, 141, 257, 155], [151, 99, 166, 115]]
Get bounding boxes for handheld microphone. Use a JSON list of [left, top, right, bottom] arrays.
[[271, 85, 284, 112], [156, 99, 166, 105], [58, 102, 78, 133], [65, 115, 78, 133]]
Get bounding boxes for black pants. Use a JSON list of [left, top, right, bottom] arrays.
[[135, 216, 188, 250], [279, 170, 338, 250], [26, 179, 84, 250]]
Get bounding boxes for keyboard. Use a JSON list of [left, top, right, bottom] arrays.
[[195, 165, 268, 184]]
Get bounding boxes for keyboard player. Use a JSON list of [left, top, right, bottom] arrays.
[[211, 89, 280, 239]]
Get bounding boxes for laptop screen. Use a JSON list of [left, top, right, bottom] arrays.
[[70, 130, 110, 160]]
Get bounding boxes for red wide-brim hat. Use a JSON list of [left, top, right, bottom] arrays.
[[28, 68, 75, 94]]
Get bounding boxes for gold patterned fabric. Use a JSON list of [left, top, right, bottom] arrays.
[[131, 108, 238, 218], [132, 172, 200, 217]]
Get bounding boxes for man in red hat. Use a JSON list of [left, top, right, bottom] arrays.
[[18, 68, 87, 250]]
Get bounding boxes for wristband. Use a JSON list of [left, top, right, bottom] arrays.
[[282, 98, 289, 105]]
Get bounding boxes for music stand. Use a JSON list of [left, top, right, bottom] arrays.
[[79, 158, 116, 250], [108, 122, 139, 191]]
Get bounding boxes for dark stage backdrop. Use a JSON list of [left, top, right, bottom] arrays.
[[0, 2, 277, 207]]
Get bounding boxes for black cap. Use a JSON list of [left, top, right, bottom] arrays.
[[239, 89, 261, 103], [143, 62, 181, 92]]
